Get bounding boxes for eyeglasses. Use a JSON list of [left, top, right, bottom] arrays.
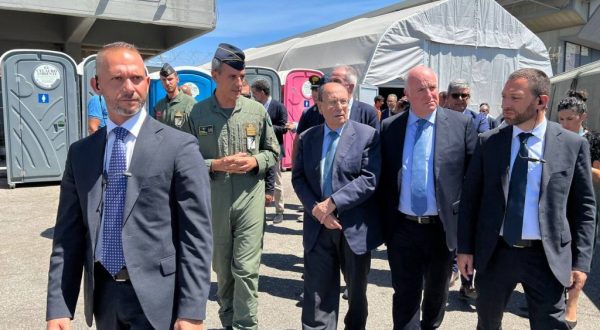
[[451, 93, 470, 99]]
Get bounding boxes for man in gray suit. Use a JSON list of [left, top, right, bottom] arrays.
[[292, 82, 382, 330], [457, 68, 596, 329], [46, 42, 213, 330]]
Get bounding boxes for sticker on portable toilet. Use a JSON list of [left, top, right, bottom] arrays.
[[38, 94, 50, 103], [32, 64, 61, 90], [301, 81, 312, 98], [304, 100, 310, 108], [183, 82, 200, 98]]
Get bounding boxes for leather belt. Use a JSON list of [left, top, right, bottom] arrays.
[[403, 214, 439, 224], [511, 239, 541, 248]]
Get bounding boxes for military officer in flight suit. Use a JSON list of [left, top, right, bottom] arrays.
[[153, 63, 196, 129], [184, 43, 279, 330]]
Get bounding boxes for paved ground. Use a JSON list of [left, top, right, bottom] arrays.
[[1, 170, 599, 329]]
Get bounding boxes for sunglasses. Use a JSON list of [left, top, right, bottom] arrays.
[[451, 93, 470, 99]]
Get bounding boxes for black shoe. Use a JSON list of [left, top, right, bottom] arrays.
[[566, 320, 577, 329], [459, 285, 478, 300]]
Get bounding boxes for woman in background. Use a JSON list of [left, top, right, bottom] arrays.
[[557, 90, 600, 329]]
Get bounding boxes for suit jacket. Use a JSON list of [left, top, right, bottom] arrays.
[[46, 116, 213, 329], [292, 120, 382, 255], [378, 107, 477, 250], [486, 115, 498, 130], [465, 108, 489, 134], [267, 98, 288, 148], [458, 122, 597, 287]]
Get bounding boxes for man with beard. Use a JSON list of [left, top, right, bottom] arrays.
[[153, 63, 196, 130], [46, 42, 213, 330], [457, 68, 596, 330], [184, 43, 279, 330]]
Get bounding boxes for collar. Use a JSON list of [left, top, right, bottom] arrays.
[[106, 107, 146, 138], [512, 118, 547, 141], [263, 96, 272, 109], [407, 108, 437, 126], [324, 122, 346, 137]]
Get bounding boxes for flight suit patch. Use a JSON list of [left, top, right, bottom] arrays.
[[174, 111, 184, 128], [198, 125, 213, 136], [246, 123, 257, 151]]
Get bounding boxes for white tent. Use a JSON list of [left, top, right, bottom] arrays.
[[244, 0, 552, 116]]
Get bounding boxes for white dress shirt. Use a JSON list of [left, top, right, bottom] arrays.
[[502, 119, 547, 240]]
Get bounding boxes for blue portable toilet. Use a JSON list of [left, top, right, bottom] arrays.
[[147, 66, 215, 117]]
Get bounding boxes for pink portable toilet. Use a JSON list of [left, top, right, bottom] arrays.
[[279, 69, 323, 170]]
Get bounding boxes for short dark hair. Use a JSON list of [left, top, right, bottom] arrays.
[[557, 90, 588, 115], [251, 79, 271, 96], [507, 68, 550, 97], [479, 102, 489, 108], [96, 42, 144, 75], [374, 95, 384, 103]]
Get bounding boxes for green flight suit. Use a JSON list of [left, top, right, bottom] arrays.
[[185, 94, 279, 330], [153, 88, 196, 129]]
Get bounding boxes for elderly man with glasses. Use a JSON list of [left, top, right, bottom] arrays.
[[446, 79, 489, 134]]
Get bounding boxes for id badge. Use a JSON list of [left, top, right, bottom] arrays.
[[247, 136, 256, 151]]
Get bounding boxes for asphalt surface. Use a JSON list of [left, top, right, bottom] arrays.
[[1, 170, 599, 329]]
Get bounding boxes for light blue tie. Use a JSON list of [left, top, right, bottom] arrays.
[[101, 127, 129, 276], [411, 119, 428, 216], [322, 130, 340, 198]]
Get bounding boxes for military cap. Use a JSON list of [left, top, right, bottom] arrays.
[[160, 63, 176, 77], [309, 75, 325, 89], [214, 43, 245, 71]]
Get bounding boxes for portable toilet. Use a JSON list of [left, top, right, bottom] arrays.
[[78, 55, 98, 137], [245, 66, 281, 102], [147, 66, 215, 117], [1, 50, 80, 188], [279, 68, 323, 170]]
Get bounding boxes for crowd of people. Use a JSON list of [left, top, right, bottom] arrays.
[[48, 41, 598, 330]]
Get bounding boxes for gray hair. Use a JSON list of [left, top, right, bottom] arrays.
[[507, 68, 550, 97], [211, 58, 223, 73], [317, 82, 347, 102], [387, 93, 398, 101], [332, 65, 358, 85], [447, 79, 470, 92]]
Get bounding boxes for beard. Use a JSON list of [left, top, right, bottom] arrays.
[[504, 101, 537, 126], [112, 99, 145, 118]]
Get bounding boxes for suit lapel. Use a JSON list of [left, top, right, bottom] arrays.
[[433, 108, 449, 182], [539, 122, 561, 202], [334, 121, 356, 186], [310, 126, 325, 195], [396, 113, 409, 191], [123, 117, 163, 224], [499, 126, 513, 202], [87, 128, 108, 244]]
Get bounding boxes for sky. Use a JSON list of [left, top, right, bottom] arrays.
[[147, 0, 403, 67]]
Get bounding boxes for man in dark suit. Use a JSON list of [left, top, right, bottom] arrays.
[[457, 68, 597, 330], [252, 78, 288, 223], [46, 42, 213, 330], [479, 102, 499, 130], [378, 65, 476, 329], [292, 82, 382, 330], [446, 79, 489, 134]]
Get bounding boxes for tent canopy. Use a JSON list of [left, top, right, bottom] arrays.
[[244, 0, 552, 115]]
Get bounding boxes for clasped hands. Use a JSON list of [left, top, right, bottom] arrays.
[[311, 198, 341, 230], [211, 152, 257, 174]]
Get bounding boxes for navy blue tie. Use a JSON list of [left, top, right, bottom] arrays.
[[101, 127, 129, 276], [504, 132, 533, 245], [322, 131, 339, 198], [411, 119, 428, 216]]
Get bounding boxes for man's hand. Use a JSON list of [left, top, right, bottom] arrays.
[[211, 153, 258, 174], [285, 122, 297, 132], [311, 198, 336, 222], [569, 270, 588, 291], [47, 318, 71, 330], [457, 253, 474, 281], [321, 214, 343, 230], [265, 194, 274, 206], [174, 318, 203, 330]]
